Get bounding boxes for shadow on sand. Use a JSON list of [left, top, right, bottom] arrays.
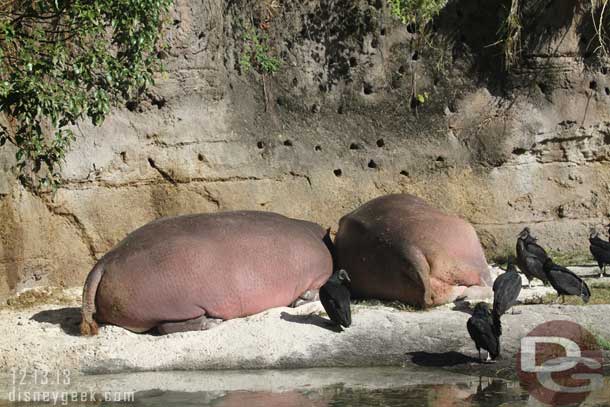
[[280, 312, 343, 333], [407, 351, 479, 367], [31, 307, 82, 336], [451, 300, 474, 315]]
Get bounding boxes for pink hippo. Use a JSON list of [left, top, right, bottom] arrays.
[[334, 194, 492, 307], [80, 211, 333, 335]]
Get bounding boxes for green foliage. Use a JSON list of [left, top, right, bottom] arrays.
[[596, 333, 610, 350], [0, 0, 172, 190], [387, 0, 448, 34], [386, 0, 447, 114], [240, 27, 281, 75], [416, 91, 429, 104]]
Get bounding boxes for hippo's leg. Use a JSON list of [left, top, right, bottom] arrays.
[[157, 315, 223, 335], [457, 285, 493, 302], [291, 289, 319, 307], [440, 283, 492, 304]]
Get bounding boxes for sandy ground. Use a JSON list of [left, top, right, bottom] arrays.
[[0, 266, 609, 385]]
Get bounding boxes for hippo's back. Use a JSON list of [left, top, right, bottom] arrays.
[[340, 194, 487, 269], [335, 194, 490, 307], [94, 211, 332, 331]]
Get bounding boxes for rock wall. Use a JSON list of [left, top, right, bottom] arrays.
[[1, 0, 610, 297]]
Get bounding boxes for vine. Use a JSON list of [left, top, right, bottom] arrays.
[[387, 0, 448, 114], [591, 0, 610, 57]]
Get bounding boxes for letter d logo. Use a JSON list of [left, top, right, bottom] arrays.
[[516, 320, 604, 406]]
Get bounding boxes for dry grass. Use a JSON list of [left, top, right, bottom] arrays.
[[596, 333, 610, 350], [547, 250, 595, 266], [499, 0, 522, 70], [1, 287, 79, 310], [493, 251, 594, 270], [538, 286, 610, 306], [352, 299, 419, 312]]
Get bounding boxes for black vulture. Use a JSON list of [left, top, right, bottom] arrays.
[[492, 262, 522, 316], [468, 378, 512, 404], [467, 302, 501, 362], [543, 258, 591, 303], [589, 230, 610, 277], [319, 269, 352, 328], [516, 227, 550, 287]]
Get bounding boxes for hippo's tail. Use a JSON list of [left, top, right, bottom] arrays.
[[80, 262, 104, 336]]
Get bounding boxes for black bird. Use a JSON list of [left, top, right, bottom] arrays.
[[589, 230, 610, 277], [516, 227, 550, 287], [492, 262, 522, 316], [543, 258, 591, 303], [319, 269, 352, 328], [467, 302, 501, 362], [468, 378, 512, 404]]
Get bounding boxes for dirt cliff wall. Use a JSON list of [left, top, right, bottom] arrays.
[[1, 0, 609, 297]]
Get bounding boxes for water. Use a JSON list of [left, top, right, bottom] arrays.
[[1, 367, 609, 406], [133, 382, 525, 407], [132, 379, 609, 407]]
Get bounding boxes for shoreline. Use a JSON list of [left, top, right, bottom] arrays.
[[1, 282, 609, 377]]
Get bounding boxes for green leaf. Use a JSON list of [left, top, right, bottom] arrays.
[[0, 0, 173, 189]]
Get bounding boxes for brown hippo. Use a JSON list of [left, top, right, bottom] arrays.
[[335, 194, 491, 308], [80, 211, 333, 335]]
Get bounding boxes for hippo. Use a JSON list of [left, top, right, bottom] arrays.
[[80, 211, 333, 335], [334, 194, 492, 308]]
